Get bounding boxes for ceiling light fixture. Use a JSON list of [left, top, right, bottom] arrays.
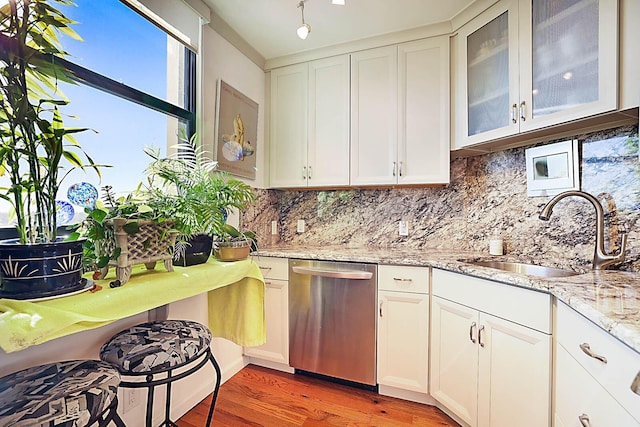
[[332, 0, 345, 4], [296, 0, 311, 40]]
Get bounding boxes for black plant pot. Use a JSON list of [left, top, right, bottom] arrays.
[[174, 234, 213, 267], [0, 238, 86, 300]]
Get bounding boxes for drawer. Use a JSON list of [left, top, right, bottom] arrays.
[[555, 345, 639, 427], [251, 256, 288, 280], [557, 301, 640, 422], [378, 265, 429, 294], [432, 268, 551, 333]]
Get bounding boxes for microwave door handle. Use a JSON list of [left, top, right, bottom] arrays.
[[291, 266, 373, 280]]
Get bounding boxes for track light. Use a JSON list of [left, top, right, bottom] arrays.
[[297, 1, 311, 40]]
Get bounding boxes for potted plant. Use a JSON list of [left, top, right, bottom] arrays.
[[71, 184, 179, 284], [143, 135, 256, 266], [0, 0, 103, 299], [213, 224, 258, 261]]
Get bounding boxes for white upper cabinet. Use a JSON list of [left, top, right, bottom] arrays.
[[269, 63, 308, 187], [351, 38, 450, 186], [307, 55, 351, 187], [269, 56, 350, 188], [351, 46, 399, 186], [454, 0, 618, 149]]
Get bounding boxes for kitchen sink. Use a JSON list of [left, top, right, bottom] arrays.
[[460, 259, 582, 278]]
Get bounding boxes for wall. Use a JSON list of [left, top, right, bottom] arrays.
[[243, 125, 640, 272]]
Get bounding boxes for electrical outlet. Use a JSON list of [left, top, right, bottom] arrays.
[[297, 219, 305, 233], [398, 220, 409, 236], [271, 220, 278, 235]]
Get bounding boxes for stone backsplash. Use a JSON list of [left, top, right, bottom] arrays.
[[243, 125, 640, 272]]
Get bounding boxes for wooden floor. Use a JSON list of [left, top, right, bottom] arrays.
[[178, 364, 460, 426]]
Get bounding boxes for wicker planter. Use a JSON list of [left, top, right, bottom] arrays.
[[214, 240, 251, 261], [98, 218, 178, 284]]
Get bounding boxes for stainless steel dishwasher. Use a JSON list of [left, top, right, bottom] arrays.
[[289, 259, 377, 386]]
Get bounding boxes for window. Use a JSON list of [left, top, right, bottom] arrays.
[[0, 0, 196, 229]]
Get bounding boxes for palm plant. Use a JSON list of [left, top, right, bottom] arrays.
[[0, 0, 102, 244]]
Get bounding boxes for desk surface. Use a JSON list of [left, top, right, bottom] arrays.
[[0, 259, 265, 353]]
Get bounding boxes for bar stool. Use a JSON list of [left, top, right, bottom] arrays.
[[99, 320, 221, 427], [0, 359, 125, 426]]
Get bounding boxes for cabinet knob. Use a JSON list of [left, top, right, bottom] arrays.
[[579, 343, 607, 364]]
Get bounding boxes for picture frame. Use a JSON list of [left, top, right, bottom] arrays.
[[525, 139, 580, 197], [215, 80, 258, 179]]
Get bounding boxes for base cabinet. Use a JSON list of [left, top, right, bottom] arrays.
[[244, 257, 289, 367], [554, 302, 640, 426], [377, 265, 430, 395], [430, 269, 552, 427]]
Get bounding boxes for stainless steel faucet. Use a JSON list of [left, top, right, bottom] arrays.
[[539, 190, 627, 270]]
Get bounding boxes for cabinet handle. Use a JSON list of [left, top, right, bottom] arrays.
[[265, 280, 272, 285], [259, 266, 272, 271], [379, 301, 383, 317], [302, 166, 307, 180], [308, 166, 312, 180], [578, 414, 592, 427], [393, 277, 413, 282], [520, 101, 526, 122], [511, 104, 518, 123], [392, 161, 396, 177], [478, 325, 485, 347], [579, 343, 607, 364], [469, 322, 477, 343], [398, 161, 403, 177]]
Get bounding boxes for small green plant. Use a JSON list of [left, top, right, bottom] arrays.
[[215, 223, 258, 253]]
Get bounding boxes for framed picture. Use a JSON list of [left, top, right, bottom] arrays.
[[525, 139, 580, 197], [215, 80, 258, 179]]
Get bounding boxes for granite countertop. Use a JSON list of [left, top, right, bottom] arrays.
[[253, 245, 640, 355]]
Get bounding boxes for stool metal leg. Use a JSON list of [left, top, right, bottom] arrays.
[[145, 384, 155, 427], [204, 350, 222, 427]]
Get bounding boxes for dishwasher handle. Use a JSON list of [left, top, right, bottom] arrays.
[[292, 266, 373, 280]]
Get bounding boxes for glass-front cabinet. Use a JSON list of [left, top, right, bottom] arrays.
[[454, 0, 618, 149]]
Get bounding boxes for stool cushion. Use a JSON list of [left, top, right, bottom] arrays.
[[100, 320, 212, 374], [0, 360, 120, 427]]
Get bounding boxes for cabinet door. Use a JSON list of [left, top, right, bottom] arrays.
[[430, 296, 479, 426], [398, 37, 450, 185], [518, 0, 618, 132], [555, 345, 639, 427], [243, 278, 289, 364], [350, 46, 398, 185], [308, 55, 350, 187], [377, 290, 429, 393], [269, 64, 308, 188], [477, 313, 551, 427], [455, 0, 520, 148]]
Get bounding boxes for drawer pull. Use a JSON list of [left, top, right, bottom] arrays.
[[469, 322, 477, 344], [379, 301, 383, 317], [259, 266, 272, 271], [478, 325, 485, 348], [631, 370, 640, 396], [579, 343, 607, 364], [578, 414, 592, 427], [393, 277, 413, 282]]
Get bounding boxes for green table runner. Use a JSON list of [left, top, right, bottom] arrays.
[[0, 259, 265, 353]]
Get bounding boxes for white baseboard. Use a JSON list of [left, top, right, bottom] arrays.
[[378, 385, 434, 405], [246, 357, 295, 373]]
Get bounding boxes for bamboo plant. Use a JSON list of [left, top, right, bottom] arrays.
[[0, 0, 101, 244]]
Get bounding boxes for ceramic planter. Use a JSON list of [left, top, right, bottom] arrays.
[[0, 238, 87, 300], [98, 218, 178, 284], [174, 234, 213, 267], [214, 240, 251, 261]]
